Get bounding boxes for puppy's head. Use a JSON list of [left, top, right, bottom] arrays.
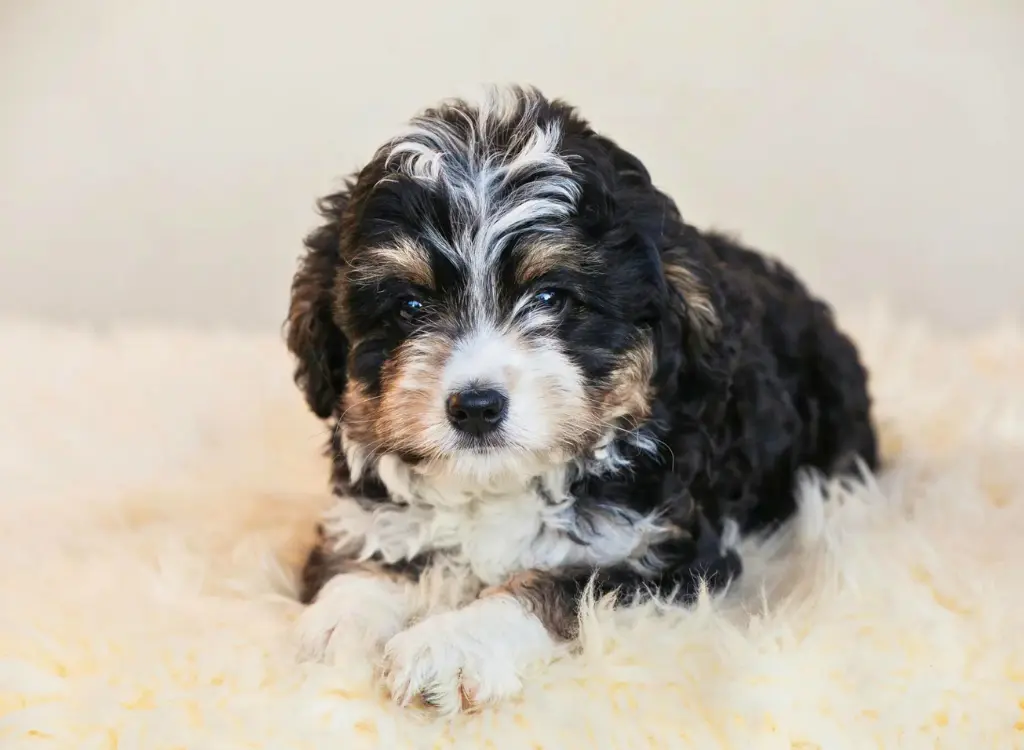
[[286, 86, 717, 486]]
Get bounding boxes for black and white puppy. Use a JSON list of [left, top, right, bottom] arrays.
[[286, 85, 878, 714]]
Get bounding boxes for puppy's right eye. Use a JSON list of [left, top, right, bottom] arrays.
[[397, 297, 425, 328]]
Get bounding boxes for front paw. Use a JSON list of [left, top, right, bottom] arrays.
[[295, 573, 410, 664], [382, 594, 559, 715]]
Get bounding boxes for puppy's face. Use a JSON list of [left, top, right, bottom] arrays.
[[288, 87, 714, 486]]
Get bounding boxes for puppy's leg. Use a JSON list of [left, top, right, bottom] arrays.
[[295, 529, 421, 664], [382, 582, 564, 715], [381, 519, 742, 714], [296, 565, 417, 664]]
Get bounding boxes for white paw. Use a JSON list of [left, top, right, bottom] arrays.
[[295, 573, 411, 664], [382, 594, 559, 715]]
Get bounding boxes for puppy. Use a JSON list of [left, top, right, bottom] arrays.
[[285, 85, 878, 714]]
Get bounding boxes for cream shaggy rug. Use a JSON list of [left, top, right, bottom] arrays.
[[2, 308, 1024, 749]]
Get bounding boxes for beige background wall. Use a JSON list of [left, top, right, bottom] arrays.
[[1, 0, 1022, 332]]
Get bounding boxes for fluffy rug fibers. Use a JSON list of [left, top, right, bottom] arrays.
[[1, 309, 1024, 749]]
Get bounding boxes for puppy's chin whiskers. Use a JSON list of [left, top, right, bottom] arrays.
[[408, 446, 562, 489]]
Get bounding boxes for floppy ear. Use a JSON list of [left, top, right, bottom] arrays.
[[580, 132, 727, 403], [590, 133, 722, 350], [660, 242, 720, 348], [285, 189, 351, 419]]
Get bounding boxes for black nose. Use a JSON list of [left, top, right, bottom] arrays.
[[446, 388, 508, 436]]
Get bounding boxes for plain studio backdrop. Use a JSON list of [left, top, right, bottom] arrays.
[[1, 0, 1022, 333]]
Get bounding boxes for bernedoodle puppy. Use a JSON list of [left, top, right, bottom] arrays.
[[285, 85, 878, 714]]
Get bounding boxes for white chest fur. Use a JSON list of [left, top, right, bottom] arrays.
[[322, 450, 670, 588]]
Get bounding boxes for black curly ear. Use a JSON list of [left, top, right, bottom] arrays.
[[636, 218, 726, 408], [285, 190, 351, 419], [588, 132, 721, 349]]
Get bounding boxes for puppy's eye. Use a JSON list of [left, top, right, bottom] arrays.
[[397, 297, 425, 326], [532, 289, 567, 309]]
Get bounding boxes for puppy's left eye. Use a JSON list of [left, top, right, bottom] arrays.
[[401, 298, 423, 315]]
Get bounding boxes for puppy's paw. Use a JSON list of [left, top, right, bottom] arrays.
[[295, 573, 411, 664], [382, 594, 559, 715]]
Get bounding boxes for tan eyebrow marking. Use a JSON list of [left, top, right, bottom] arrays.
[[352, 237, 434, 288], [515, 240, 590, 284]]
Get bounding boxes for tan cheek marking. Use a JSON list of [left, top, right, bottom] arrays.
[[663, 257, 719, 339], [375, 334, 453, 455]]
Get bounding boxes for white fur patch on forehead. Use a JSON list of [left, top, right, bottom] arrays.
[[381, 86, 582, 279], [385, 86, 568, 184]]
